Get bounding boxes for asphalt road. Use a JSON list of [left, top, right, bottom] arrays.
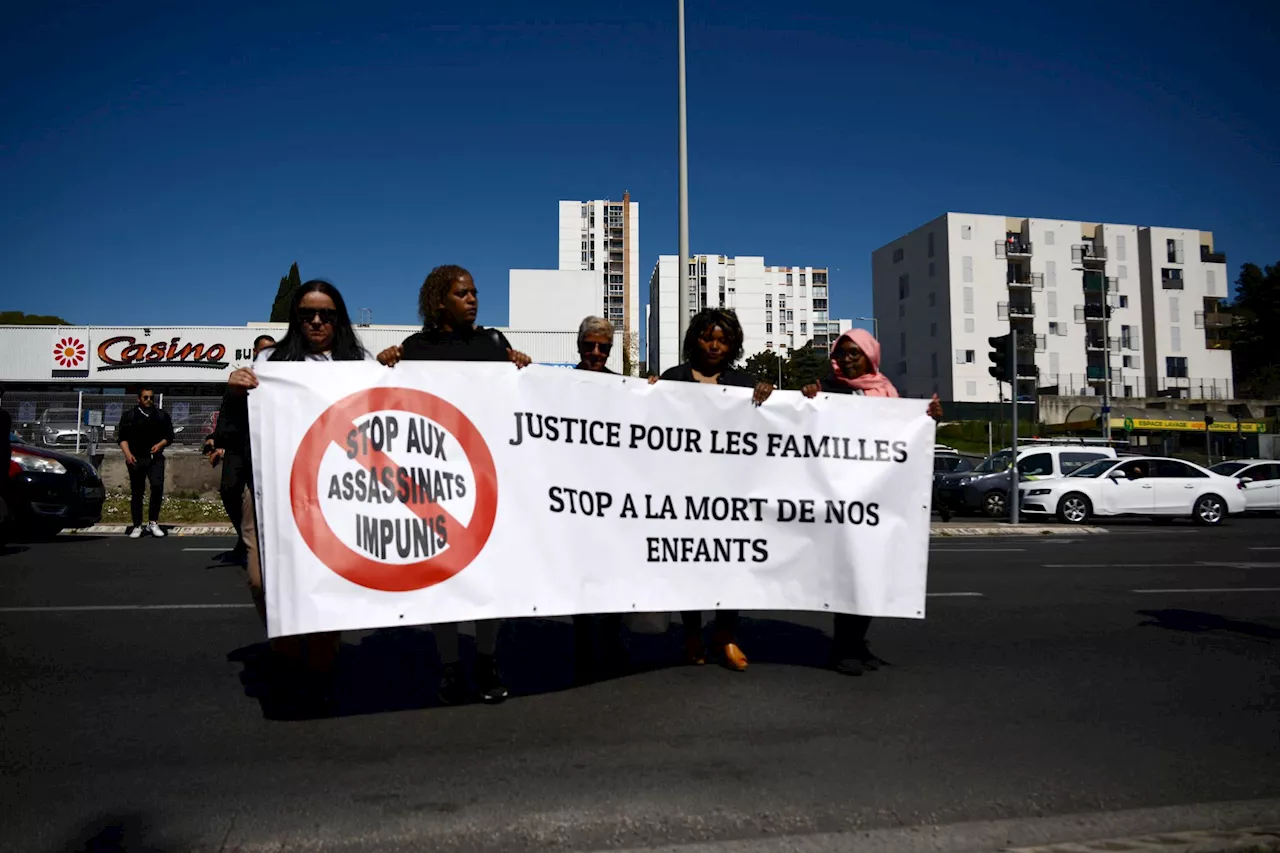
[[2, 520, 1278, 853]]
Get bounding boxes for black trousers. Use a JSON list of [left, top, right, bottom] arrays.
[[682, 610, 739, 639], [129, 456, 165, 526], [219, 451, 248, 547], [833, 613, 872, 656]]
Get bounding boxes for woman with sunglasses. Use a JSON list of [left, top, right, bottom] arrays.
[[227, 280, 375, 708], [800, 328, 942, 677], [377, 265, 530, 705], [647, 308, 773, 672], [568, 316, 628, 681]]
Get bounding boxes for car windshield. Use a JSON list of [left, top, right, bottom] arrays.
[[1068, 459, 1121, 478], [972, 452, 1012, 474], [10, 432, 24, 445], [1209, 462, 1249, 476]]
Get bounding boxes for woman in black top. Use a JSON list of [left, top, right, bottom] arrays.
[[378, 265, 529, 705], [648, 308, 773, 671]]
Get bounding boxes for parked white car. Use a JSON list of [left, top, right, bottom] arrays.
[[1018, 456, 1245, 526], [1210, 460, 1280, 513]]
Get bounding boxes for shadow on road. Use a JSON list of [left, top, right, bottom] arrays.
[[53, 812, 167, 853], [1138, 608, 1280, 641], [228, 615, 835, 721]]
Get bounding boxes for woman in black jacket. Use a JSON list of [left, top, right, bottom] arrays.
[[648, 308, 773, 671], [378, 265, 529, 705]]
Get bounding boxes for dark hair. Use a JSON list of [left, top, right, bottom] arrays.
[[418, 265, 471, 330], [252, 334, 275, 350], [135, 386, 155, 397], [682, 308, 745, 366], [268, 280, 367, 362]]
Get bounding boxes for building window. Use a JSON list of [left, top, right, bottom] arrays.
[[1166, 356, 1188, 378], [962, 256, 973, 283], [928, 261, 936, 278], [786, 273, 793, 285], [1206, 269, 1217, 295], [1119, 295, 1129, 308], [1117, 264, 1127, 280], [766, 323, 772, 334], [1162, 268, 1183, 289], [1123, 356, 1136, 368], [799, 285, 806, 297], [955, 349, 974, 364], [963, 287, 974, 314], [800, 322, 807, 334], [927, 232, 935, 258], [1171, 326, 1181, 352], [931, 353, 938, 378], [1166, 238, 1184, 264], [1049, 352, 1059, 375], [961, 225, 972, 240], [1169, 296, 1180, 323], [766, 341, 772, 350], [1116, 234, 1127, 262], [779, 295, 786, 308], [800, 273, 806, 286], [1046, 260, 1056, 288], [765, 310, 772, 322], [1047, 290, 1058, 318], [1049, 321, 1060, 335], [786, 310, 794, 321], [892, 248, 904, 263], [765, 294, 772, 308], [898, 274, 909, 299], [1044, 230, 1055, 246], [964, 318, 975, 333], [966, 381, 977, 396]]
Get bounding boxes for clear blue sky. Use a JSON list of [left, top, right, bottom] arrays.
[[2, 0, 1277, 343]]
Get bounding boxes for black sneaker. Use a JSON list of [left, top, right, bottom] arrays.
[[858, 645, 889, 671], [475, 654, 509, 704], [437, 663, 468, 705], [831, 655, 864, 677]]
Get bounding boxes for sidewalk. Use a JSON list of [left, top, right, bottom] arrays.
[[70, 520, 1106, 537]]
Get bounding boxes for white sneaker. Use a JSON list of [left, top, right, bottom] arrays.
[[147, 522, 166, 538], [129, 526, 143, 539]]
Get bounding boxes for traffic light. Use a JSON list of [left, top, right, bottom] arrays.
[[988, 333, 1011, 383], [1205, 415, 1215, 427]]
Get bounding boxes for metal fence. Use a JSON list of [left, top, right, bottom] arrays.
[[4, 392, 224, 451], [1035, 374, 1235, 400]]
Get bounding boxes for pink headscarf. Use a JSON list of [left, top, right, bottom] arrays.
[[830, 328, 899, 397]]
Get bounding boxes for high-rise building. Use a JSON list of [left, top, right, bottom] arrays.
[[646, 254, 851, 375], [872, 213, 1233, 401], [558, 194, 640, 373]]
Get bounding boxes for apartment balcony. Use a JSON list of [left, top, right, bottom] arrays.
[[1072, 244, 1107, 265], [1081, 273, 1119, 294], [995, 240, 1033, 259], [1074, 304, 1111, 322], [1200, 246, 1227, 264], [1014, 363, 1039, 380], [998, 301, 1035, 319], [1008, 273, 1044, 291], [1194, 311, 1235, 330]]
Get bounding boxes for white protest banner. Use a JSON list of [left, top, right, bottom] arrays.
[[249, 363, 936, 638]]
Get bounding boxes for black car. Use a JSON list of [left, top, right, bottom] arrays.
[[4, 432, 105, 540]]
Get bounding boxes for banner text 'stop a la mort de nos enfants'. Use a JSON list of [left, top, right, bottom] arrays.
[[249, 363, 936, 638]]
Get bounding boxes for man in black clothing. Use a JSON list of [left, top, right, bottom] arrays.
[[117, 386, 175, 538], [207, 334, 275, 563]]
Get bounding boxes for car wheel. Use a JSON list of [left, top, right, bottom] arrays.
[[1056, 492, 1093, 525], [982, 491, 1008, 518], [1192, 494, 1227, 526]]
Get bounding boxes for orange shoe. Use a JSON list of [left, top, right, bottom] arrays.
[[720, 642, 748, 672], [685, 635, 707, 666]]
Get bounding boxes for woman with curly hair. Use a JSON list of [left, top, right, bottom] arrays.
[[378, 265, 529, 705], [648, 308, 773, 672]]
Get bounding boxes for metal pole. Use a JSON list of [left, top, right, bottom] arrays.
[[75, 390, 83, 454], [988, 420, 993, 457], [1205, 421, 1211, 465], [1101, 272, 1112, 443], [1009, 333, 1019, 525], [676, 0, 691, 351]]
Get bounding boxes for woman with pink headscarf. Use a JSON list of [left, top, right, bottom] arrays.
[[802, 328, 942, 677]]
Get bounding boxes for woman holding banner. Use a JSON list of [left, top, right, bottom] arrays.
[[377, 265, 529, 705], [801, 328, 942, 677], [227, 280, 374, 708], [648, 308, 774, 672]]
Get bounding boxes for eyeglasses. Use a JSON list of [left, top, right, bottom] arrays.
[[139, 395, 154, 401], [579, 341, 612, 355], [300, 308, 338, 324]]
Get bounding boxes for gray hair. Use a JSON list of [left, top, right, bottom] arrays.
[[577, 315, 615, 345]]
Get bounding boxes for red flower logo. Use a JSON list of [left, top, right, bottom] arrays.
[[54, 337, 86, 368]]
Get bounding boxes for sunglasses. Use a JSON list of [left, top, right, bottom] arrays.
[[299, 308, 338, 324], [139, 395, 154, 401], [580, 341, 612, 355]]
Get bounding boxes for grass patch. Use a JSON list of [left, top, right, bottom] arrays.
[[103, 491, 231, 525]]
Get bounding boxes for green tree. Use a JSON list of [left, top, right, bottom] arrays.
[[786, 340, 830, 390], [269, 262, 302, 322], [743, 349, 790, 388], [0, 311, 74, 325], [1228, 261, 1280, 397]]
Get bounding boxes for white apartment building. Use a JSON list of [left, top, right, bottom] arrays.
[[646, 254, 850, 375], [871, 213, 1233, 402], [508, 194, 640, 374]]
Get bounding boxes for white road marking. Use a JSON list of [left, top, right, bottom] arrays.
[[926, 592, 984, 597], [1131, 587, 1280, 594], [0, 603, 255, 613]]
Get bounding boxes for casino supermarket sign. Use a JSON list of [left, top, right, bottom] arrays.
[[46, 328, 271, 382]]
